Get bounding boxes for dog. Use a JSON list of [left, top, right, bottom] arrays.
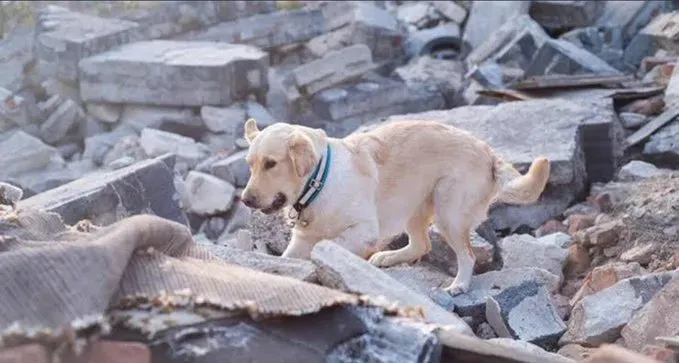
[[240, 118, 550, 294]]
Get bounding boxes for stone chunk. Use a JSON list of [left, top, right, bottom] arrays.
[[394, 57, 464, 108], [210, 150, 250, 188], [184, 171, 235, 216], [570, 262, 644, 306], [486, 281, 566, 350], [179, 8, 325, 50], [139, 128, 210, 169], [500, 234, 569, 282], [617, 160, 665, 181], [622, 277, 679, 351], [311, 240, 473, 335], [529, 1, 605, 30], [40, 99, 84, 144], [119, 105, 196, 133], [0, 182, 23, 205], [204, 245, 317, 282], [643, 120, 679, 164], [561, 271, 679, 346], [18, 154, 187, 227], [462, 1, 530, 52], [292, 44, 373, 96], [35, 5, 140, 83], [86, 103, 122, 124], [636, 12, 679, 54], [200, 105, 245, 134], [431, 1, 467, 24], [0, 131, 60, 178], [524, 39, 623, 78], [595, 1, 667, 44], [79, 41, 269, 107], [0, 87, 31, 128], [619, 112, 649, 129]]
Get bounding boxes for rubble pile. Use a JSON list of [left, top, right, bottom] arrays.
[[1, 1, 679, 362]]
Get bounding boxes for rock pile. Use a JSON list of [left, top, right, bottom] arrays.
[[1, 0, 679, 362]]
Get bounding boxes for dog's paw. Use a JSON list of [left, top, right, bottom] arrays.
[[443, 281, 469, 296], [368, 250, 403, 268]]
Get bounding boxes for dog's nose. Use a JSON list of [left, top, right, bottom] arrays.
[[241, 194, 258, 208]]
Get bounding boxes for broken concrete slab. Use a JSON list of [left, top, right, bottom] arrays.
[[621, 277, 679, 352], [394, 57, 465, 108], [200, 105, 246, 134], [529, 1, 605, 30], [0, 131, 60, 178], [595, 1, 667, 44], [35, 5, 140, 84], [311, 240, 473, 335], [178, 7, 325, 51], [462, 1, 530, 53], [79, 40, 269, 107], [17, 154, 188, 227], [139, 128, 210, 169], [486, 281, 566, 351], [561, 270, 679, 346], [500, 234, 570, 283], [560, 27, 629, 72], [210, 150, 250, 188], [404, 23, 462, 59], [292, 44, 373, 96], [524, 39, 624, 78], [184, 171, 236, 216], [643, 120, 679, 165], [82, 127, 137, 167], [634, 11, 679, 54], [40, 99, 84, 145], [617, 160, 667, 181], [204, 245, 317, 282]]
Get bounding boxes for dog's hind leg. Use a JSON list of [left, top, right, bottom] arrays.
[[368, 198, 434, 267], [433, 178, 490, 296]]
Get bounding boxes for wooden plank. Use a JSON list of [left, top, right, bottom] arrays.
[[510, 74, 636, 90], [625, 106, 679, 148]]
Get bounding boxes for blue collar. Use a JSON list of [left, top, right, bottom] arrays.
[[292, 144, 332, 217]]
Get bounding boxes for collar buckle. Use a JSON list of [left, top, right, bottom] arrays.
[[308, 179, 323, 190]]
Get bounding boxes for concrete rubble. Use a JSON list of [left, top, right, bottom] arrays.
[[1, 1, 679, 362]]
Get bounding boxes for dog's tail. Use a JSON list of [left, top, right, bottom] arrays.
[[493, 155, 550, 205]]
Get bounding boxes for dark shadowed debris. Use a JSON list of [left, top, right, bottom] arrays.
[[625, 107, 679, 148], [529, 1, 605, 30], [17, 154, 188, 227]]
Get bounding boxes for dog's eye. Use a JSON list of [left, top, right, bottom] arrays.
[[264, 160, 277, 170]]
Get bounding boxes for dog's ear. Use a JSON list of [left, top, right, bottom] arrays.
[[288, 132, 317, 178], [244, 118, 259, 144]]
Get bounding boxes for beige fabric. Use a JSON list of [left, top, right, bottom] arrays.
[[0, 209, 369, 341]]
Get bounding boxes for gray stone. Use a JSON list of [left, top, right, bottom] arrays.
[[396, 2, 430, 26], [140, 128, 210, 169], [119, 105, 196, 133], [292, 44, 373, 96], [0, 29, 35, 92], [0, 131, 59, 178], [486, 281, 566, 350], [488, 339, 575, 363], [35, 5, 140, 83], [0, 182, 23, 205], [178, 7, 325, 51], [664, 55, 679, 109], [643, 120, 679, 164], [184, 171, 236, 216], [79, 41, 269, 107], [634, 11, 679, 54], [211, 150, 251, 188], [462, 1, 530, 52], [617, 160, 665, 181], [394, 57, 465, 108], [560, 27, 629, 72], [220, 202, 252, 240], [595, 1, 667, 44], [404, 23, 461, 59], [82, 127, 137, 167], [0, 87, 30, 128], [200, 105, 246, 134], [102, 135, 147, 167], [618, 112, 649, 129], [500, 234, 569, 283], [204, 245, 317, 282], [560, 270, 679, 346], [18, 154, 188, 227], [307, 2, 403, 62], [244, 102, 276, 129], [40, 99, 84, 144], [41, 78, 81, 104], [86, 103, 122, 124], [311, 240, 473, 335], [447, 267, 560, 321], [524, 39, 624, 78], [15, 166, 88, 196], [529, 1, 605, 30], [431, 1, 467, 24], [37, 95, 64, 121], [247, 211, 291, 256], [465, 14, 549, 69]]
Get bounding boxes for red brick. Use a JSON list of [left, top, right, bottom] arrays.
[[535, 219, 567, 237], [0, 344, 49, 363], [79, 341, 150, 363], [565, 243, 591, 277]]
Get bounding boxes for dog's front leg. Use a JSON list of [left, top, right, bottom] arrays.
[[331, 221, 380, 259], [281, 229, 318, 259]]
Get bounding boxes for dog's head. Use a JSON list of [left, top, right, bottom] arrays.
[[240, 119, 327, 214]]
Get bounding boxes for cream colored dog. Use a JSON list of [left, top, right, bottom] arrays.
[[240, 118, 550, 294]]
